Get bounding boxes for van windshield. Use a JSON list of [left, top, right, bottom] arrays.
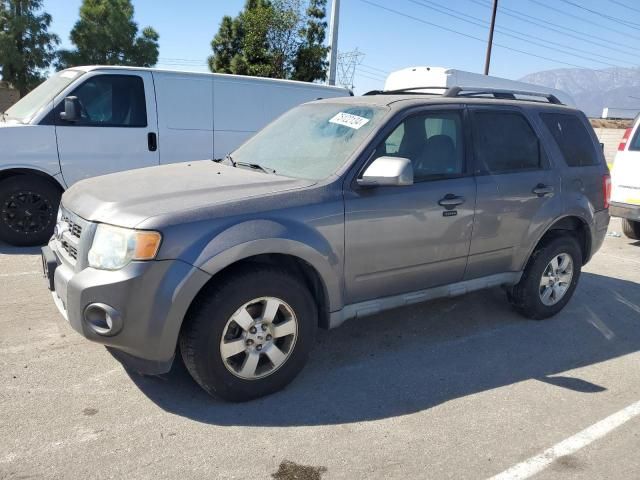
[[3, 70, 84, 123], [231, 103, 388, 180]]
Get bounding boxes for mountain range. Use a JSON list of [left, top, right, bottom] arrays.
[[519, 67, 640, 117]]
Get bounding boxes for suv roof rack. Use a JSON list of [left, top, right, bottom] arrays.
[[364, 85, 564, 105]]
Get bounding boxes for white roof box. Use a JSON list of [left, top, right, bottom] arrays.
[[384, 66, 576, 107]]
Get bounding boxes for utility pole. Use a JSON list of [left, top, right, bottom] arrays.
[[484, 0, 498, 75], [328, 0, 340, 85]]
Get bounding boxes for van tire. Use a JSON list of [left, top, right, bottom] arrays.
[[0, 175, 61, 246], [622, 219, 640, 240], [508, 235, 582, 320], [179, 265, 317, 402]]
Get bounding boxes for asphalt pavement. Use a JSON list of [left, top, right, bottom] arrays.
[[1, 219, 639, 480]]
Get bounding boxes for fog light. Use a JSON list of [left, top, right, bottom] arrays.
[[84, 303, 122, 336]]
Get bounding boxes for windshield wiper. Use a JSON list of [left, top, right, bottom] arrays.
[[235, 161, 276, 174], [0, 112, 6, 122], [213, 153, 236, 167]]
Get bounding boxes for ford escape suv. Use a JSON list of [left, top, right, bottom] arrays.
[[42, 87, 610, 401]]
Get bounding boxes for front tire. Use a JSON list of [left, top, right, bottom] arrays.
[[622, 219, 640, 240], [508, 235, 582, 320], [180, 265, 317, 402], [0, 175, 61, 246]]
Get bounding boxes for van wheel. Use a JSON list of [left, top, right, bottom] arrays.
[[179, 265, 317, 402], [622, 219, 640, 240], [0, 176, 61, 246], [508, 235, 582, 320]]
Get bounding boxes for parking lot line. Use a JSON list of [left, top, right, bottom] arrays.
[[487, 399, 640, 480]]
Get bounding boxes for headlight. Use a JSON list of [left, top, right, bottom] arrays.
[[88, 224, 162, 270]]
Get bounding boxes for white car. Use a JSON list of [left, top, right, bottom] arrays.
[[0, 66, 349, 246], [610, 115, 640, 240]]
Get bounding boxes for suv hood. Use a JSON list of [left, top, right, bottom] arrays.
[[62, 160, 315, 228]]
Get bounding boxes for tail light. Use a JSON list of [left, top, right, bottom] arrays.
[[618, 128, 632, 151], [603, 174, 611, 209]]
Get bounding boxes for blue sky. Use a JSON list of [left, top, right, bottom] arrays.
[[45, 0, 640, 93]]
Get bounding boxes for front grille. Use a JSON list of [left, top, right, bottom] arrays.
[[61, 214, 83, 239], [55, 207, 91, 269], [61, 240, 78, 260]]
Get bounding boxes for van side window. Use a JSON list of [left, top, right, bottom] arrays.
[[630, 127, 640, 151], [61, 75, 147, 127], [540, 113, 599, 167], [375, 111, 464, 181], [471, 111, 540, 174]]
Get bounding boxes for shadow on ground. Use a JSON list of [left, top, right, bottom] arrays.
[[0, 241, 41, 256], [123, 272, 640, 426]]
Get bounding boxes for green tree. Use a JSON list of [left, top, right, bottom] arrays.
[[208, 0, 328, 83], [57, 0, 159, 69], [0, 0, 59, 96], [292, 0, 329, 82]]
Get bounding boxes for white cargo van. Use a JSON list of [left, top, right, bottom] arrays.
[[0, 66, 350, 245], [610, 115, 640, 240]]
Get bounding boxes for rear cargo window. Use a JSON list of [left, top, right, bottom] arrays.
[[540, 113, 599, 167]]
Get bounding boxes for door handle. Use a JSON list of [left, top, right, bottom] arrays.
[[147, 132, 157, 152], [438, 194, 465, 209], [532, 183, 554, 197]]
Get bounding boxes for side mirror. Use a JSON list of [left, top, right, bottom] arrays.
[[59, 96, 80, 122], [357, 156, 414, 187]]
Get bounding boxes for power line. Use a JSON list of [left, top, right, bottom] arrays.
[[606, 0, 640, 14], [527, 0, 640, 42], [360, 0, 630, 78], [410, 0, 631, 68], [469, 0, 640, 60], [558, 0, 640, 29], [360, 63, 390, 74]]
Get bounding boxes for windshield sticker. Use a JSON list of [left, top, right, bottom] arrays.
[[329, 112, 370, 130]]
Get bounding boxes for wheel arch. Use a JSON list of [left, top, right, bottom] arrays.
[[530, 215, 592, 266], [0, 168, 66, 191], [188, 252, 333, 330]]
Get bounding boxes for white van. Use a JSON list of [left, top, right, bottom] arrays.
[[0, 66, 350, 245], [610, 115, 640, 240]]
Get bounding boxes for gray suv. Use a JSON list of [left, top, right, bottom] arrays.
[[42, 87, 611, 401]]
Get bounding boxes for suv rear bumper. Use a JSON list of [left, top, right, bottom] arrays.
[[43, 244, 210, 374], [610, 202, 640, 221]]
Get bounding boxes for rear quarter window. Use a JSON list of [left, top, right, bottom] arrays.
[[540, 113, 600, 167]]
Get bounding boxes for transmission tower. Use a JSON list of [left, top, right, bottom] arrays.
[[336, 49, 365, 90]]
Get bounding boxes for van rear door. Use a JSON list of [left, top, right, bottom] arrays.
[[54, 71, 159, 186]]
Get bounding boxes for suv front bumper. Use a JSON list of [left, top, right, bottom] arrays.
[[610, 202, 640, 222], [42, 244, 210, 374]]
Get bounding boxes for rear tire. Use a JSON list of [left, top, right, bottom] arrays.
[[0, 175, 61, 246], [622, 219, 640, 240], [508, 235, 582, 320], [180, 265, 317, 402]]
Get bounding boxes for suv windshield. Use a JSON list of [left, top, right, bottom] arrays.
[[3, 70, 84, 123], [231, 102, 388, 180]]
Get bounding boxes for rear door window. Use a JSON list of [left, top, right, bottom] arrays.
[[471, 111, 541, 174], [540, 113, 599, 166]]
